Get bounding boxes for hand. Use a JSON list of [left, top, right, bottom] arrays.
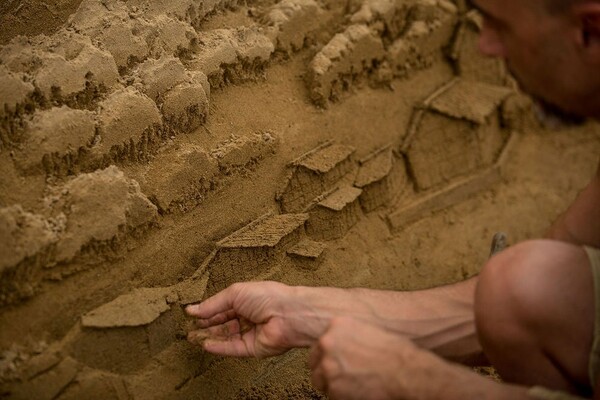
[[185, 281, 328, 358], [309, 317, 427, 400], [310, 318, 530, 400]]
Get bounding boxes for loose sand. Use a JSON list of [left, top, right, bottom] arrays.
[[1, 0, 599, 398]]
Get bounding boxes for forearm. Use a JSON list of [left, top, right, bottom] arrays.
[[290, 278, 483, 363], [546, 165, 600, 247], [402, 348, 529, 400]]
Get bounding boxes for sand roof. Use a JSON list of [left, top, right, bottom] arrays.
[[318, 186, 362, 211], [81, 288, 171, 328], [287, 239, 327, 259], [293, 142, 355, 173], [426, 79, 512, 124], [217, 213, 309, 248], [355, 147, 393, 188]]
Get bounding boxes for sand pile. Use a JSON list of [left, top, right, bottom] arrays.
[[1, 0, 599, 398]]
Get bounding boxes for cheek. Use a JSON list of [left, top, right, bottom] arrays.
[[504, 42, 548, 92]]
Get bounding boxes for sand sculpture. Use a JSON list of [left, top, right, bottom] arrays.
[[3, 0, 588, 398]]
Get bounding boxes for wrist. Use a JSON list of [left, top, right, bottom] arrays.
[[284, 286, 336, 345]]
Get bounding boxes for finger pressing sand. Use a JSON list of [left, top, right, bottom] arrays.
[[185, 285, 237, 318]]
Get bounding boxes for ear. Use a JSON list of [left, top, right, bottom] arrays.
[[572, 2, 600, 55]]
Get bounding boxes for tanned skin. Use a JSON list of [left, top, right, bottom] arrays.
[[186, 1, 600, 398]]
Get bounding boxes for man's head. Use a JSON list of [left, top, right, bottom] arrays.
[[470, 0, 600, 120]]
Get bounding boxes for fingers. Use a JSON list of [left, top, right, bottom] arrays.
[[203, 338, 253, 357], [187, 329, 210, 346], [185, 284, 241, 319], [189, 318, 249, 341], [187, 318, 257, 357], [195, 309, 237, 328]]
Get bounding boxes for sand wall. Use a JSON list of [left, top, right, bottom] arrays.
[[1, 0, 599, 398]]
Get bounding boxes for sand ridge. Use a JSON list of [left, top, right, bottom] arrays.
[[1, 0, 599, 398]]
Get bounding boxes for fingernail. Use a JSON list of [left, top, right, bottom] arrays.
[[203, 339, 217, 352], [185, 304, 197, 313]]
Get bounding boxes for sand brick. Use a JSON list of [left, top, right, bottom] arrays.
[[206, 213, 308, 295], [350, 0, 411, 39], [189, 27, 274, 86], [176, 271, 210, 305], [132, 56, 210, 132], [94, 87, 162, 159], [95, 23, 149, 71], [307, 186, 363, 240], [287, 239, 327, 270], [69, 0, 149, 70], [70, 2, 197, 70], [427, 79, 512, 124], [0, 30, 119, 101], [0, 205, 59, 305], [134, 56, 189, 101], [386, 0, 457, 76], [0, 36, 43, 75], [355, 147, 408, 212], [278, 142, 356, 213], [188, 29, 238, 77], [0, 66, 34, 117], [0, 205, 57, 274], [70, 287, 179, 374], [34, 43, 119, 100], [263, 0, 321, 53], [14, 106, 96, 174], [48, 166, 158, 263], [162, 81, 209, 132], [190, 69, 211, 99], [308, 24, 385, 105], [141, 145, 218, 211], [234, 27, 276, 62], [404, 79, 511, 190], [141, 15, 197, 58], [287, 239, 326, 259], [81, 288, 171, 328], [212, 131, 279, 173], [69, 310, 176, 374], [408, 112, 481, 190]]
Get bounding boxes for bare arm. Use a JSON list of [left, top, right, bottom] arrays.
[[294, 279, 484, 364], [309, 317, 529, 400], [186, 279, 485, 364], [547, 162, 600, 247]]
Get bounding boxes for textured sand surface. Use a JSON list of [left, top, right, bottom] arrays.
[[1, 0, 599, 398]]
